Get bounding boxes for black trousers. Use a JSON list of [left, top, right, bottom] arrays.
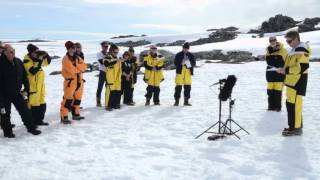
[[174, 85, 191, 100], [122, 81, 134, 104], [96, 71, 106, 99], [30, 103, 46, 124], [108, 90, 122, 108], [0, 94, 36, 135], [267, 90, 282, 110], [145, 85, 160, 103]]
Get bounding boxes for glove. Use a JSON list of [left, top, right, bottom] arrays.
[[21, 91, 29, 100], [0, 108, 6, 115]]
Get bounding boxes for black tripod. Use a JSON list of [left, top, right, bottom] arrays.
[[195, 82, 249, 140], [195, 81, 228, 140], [218, 98, 250, 139]]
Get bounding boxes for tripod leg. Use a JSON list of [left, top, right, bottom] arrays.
[[195, 121, 219, 139], [230, 119, 250, 135]]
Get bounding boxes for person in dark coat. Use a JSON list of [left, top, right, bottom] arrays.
[[0, 44, 41, 138], [173, 43, 196, 106]]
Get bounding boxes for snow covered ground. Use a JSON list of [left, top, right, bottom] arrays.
[[1, 32, 320, 179], [1, 58, 320, 179]]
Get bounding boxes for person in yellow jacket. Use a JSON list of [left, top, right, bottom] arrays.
[[103, 44, 123, 111], [60, 41, 87, 124], [23, 44, 51, 126], [277, 31, 311, 136], [265, 37, 287, 111], [174, 43, 196, 106], [143, 45, 164, 106]]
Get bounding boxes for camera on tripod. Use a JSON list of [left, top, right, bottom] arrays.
[[195, 75, 249, 141]]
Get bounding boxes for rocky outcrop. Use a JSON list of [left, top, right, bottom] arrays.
[[111, 34, 147, 39], [248, 14, 320, 34], [194, 50, 254, 62], [298, 17, 320, 32], [190, 28, 237, 46], [156, 40, 186, 47], [138, 49, 255, 70], [115, 40, 151, 47], [207, 26, 239, 32], [249, 14, 297, 33]]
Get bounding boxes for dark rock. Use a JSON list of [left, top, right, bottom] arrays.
[[190, 29, 237, 46], [193, 50, 227, 60], [310, 58, 320, 62], [50, 71, 61, 75], [156, 40, 186, 47], [298, 17, 320, 32], [50, 55, 60, 60], [111, 35, 139, 39], [115, 40, 151, 47], [248, 14, 320, 33], [261, 14, 297, 33], [207, 26, 238, 32], [226, 51, 254, 62], [17, 39, 52, 43]]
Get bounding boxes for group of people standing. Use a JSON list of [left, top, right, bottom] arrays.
[[0, 40, 197, 138], [0, 29, 311, 138], [265, 30, 311, 136], [95, 42, 196, 110]]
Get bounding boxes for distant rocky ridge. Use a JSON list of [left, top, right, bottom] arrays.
[[249, 14, 320, 34], [114, 40, 151, 47], [138, 49, 255, 70], [111, 34, 147, 39]]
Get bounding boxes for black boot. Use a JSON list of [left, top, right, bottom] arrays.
[[105, 107, 113, 111], [4, 133, 15, 138], [37, 121, 49, 126], [72, 115, 85, 120], [282, 128, 303, 136], [61, 116, 72, 124], [184, 98, 192, 106], [145, 98, 150, 106], [27, 127, 42, 135], [96, 97, 102, 107], [174, 98, 179, 106]]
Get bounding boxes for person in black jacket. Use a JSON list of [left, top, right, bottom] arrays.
[[121, 51, 135, 105], [0, 44, 41, 138], [173, 43, 196, 106]]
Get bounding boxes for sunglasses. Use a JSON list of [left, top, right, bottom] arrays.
[[103, 46, 108, 48], [113, 51, 119, 54], [269, 39, 276, 43]]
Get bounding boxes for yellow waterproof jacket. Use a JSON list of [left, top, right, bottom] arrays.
[[143, 53, 164, 87], [104, 55, 122, 90], [23, 54, 50, 103], [284, 42, 311, 95], [265, 42, 287, 82]]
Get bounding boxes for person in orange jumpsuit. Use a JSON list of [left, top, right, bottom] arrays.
[[60, 41, 87, 124]]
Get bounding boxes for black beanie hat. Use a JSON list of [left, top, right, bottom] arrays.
[[27, 44, 39, 54], [183, 42, 190, 49]]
